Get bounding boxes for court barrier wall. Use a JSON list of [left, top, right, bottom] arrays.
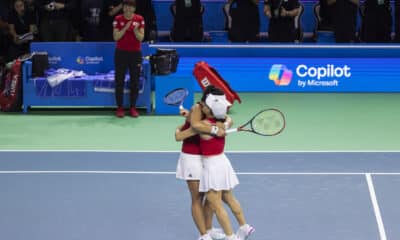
[[22, 43, 152, 113], [149, 43, 400, 93]]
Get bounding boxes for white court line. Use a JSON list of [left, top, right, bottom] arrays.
[[0, 150, 400, 153], [366, 174, 387, 240], [0, 171, 400, 175]]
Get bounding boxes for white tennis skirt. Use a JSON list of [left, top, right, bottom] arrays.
[[176, 152, 202, 180], [199, 153, 239, 192]]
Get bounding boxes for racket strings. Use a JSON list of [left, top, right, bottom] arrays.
[[164, 89, 187, 105], [251, 110, 285, 135]]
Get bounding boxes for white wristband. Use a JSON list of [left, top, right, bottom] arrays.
[[210, 125, 219, 135]]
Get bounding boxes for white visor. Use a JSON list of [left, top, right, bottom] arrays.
[[205, 94, 231, 119]]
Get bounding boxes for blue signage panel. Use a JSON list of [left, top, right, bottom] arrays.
[[262, 58, 400, 92], [30, 42, 150, 75], [186, 57, 400, 92]]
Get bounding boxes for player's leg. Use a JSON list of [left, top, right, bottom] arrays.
[[222, 191, 255, 240], [203, 200, 225, 239], [206, 190, 234, 237], [187, 180, 207, 236], [221, 190, 245, 226]]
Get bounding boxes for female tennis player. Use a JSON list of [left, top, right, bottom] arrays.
[[197, 88, 254, 240], [175, 86, 229, 240], [177, 86, 254, 240]]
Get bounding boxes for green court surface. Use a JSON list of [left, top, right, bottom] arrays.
[[0, 93, 399, 151]]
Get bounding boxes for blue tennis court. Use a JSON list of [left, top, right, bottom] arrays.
[[1, 151, 399, 240]]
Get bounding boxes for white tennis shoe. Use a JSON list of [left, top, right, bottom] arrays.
[[236, 224, 255, 240], [198, 233, 213, 240], [208, 227, 226, 240]]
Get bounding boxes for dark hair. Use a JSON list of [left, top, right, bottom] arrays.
[[201, 85, 225, 102], [122, 0, 136, 7]]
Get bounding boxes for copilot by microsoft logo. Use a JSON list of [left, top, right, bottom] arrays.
[[269, 64, 293, 86]]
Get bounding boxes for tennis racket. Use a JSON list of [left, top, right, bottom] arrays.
[[226, 108, 285, 136], [163, 87, 189, 110]]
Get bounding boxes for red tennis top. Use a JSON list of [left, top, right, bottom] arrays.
[[200, 118, 225, 156], [181, 121, 201, 155], [113, 14, 144, 52]]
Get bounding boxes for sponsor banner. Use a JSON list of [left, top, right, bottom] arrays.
[[188, 57, 400, 92], [265, 58, 400, 92], [31, 43, 149, 75]]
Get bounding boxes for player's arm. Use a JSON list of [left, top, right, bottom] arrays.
[[175, 125, 197, 142], [199, 120, 213, 140], [190, 103, 226, 137]]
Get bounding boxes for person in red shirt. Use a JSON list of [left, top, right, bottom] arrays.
[[112, 0, 144, 118]]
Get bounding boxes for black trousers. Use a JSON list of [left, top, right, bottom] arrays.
[[114, 49, 142, 107]]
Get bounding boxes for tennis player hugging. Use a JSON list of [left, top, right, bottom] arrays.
[[175, 85, 255, 240]]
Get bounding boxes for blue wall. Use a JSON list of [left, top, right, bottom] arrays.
[[149, 44, 400, 92]]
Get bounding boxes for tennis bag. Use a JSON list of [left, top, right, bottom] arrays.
[[0, 59, 22, 112], [193, 61, 241, 105], [150, 48, 179, 75]]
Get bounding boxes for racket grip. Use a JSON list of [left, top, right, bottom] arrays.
[[225, 128, 238, 134], [179, 105, 184, 110]]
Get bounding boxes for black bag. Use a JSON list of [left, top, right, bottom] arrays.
[[150, 48, 179, 75], [32, 52, 48, 77]]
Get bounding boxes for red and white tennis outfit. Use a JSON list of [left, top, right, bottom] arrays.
[[176, 121, 203, 180], [199, 119, 239, 192]]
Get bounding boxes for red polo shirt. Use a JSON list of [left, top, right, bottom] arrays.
[[113, 14, 145, 52]]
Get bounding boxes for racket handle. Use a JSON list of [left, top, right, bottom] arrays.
[[225, 128, 238, 134], [179, 105, 184, 110]]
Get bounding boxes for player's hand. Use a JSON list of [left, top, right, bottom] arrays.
[[180, 108, 189, 117], [216, 127, 226, 137]]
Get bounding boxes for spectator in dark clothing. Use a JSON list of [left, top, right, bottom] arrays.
[[329, 0, 359, 43], [101, 0, 122, 41], [0, 0, 12, 61], [135, 0, 157, 42], [264, 0, 300, 42], [171, 0, 204, 42], [8, 0, 37, 59], [318, 0, 334, 31], [229, 0, 260, 42], [37, 0, 76, 41], [361, 0, 392, 42], [394, 0, 399, 42], [25, 0, 40, 29], [77, 0, 104, 41]]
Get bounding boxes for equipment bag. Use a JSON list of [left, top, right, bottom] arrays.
[[150, 48, 179, 75], [192, 61, 241, 105], [0, 59, 22, 112]]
